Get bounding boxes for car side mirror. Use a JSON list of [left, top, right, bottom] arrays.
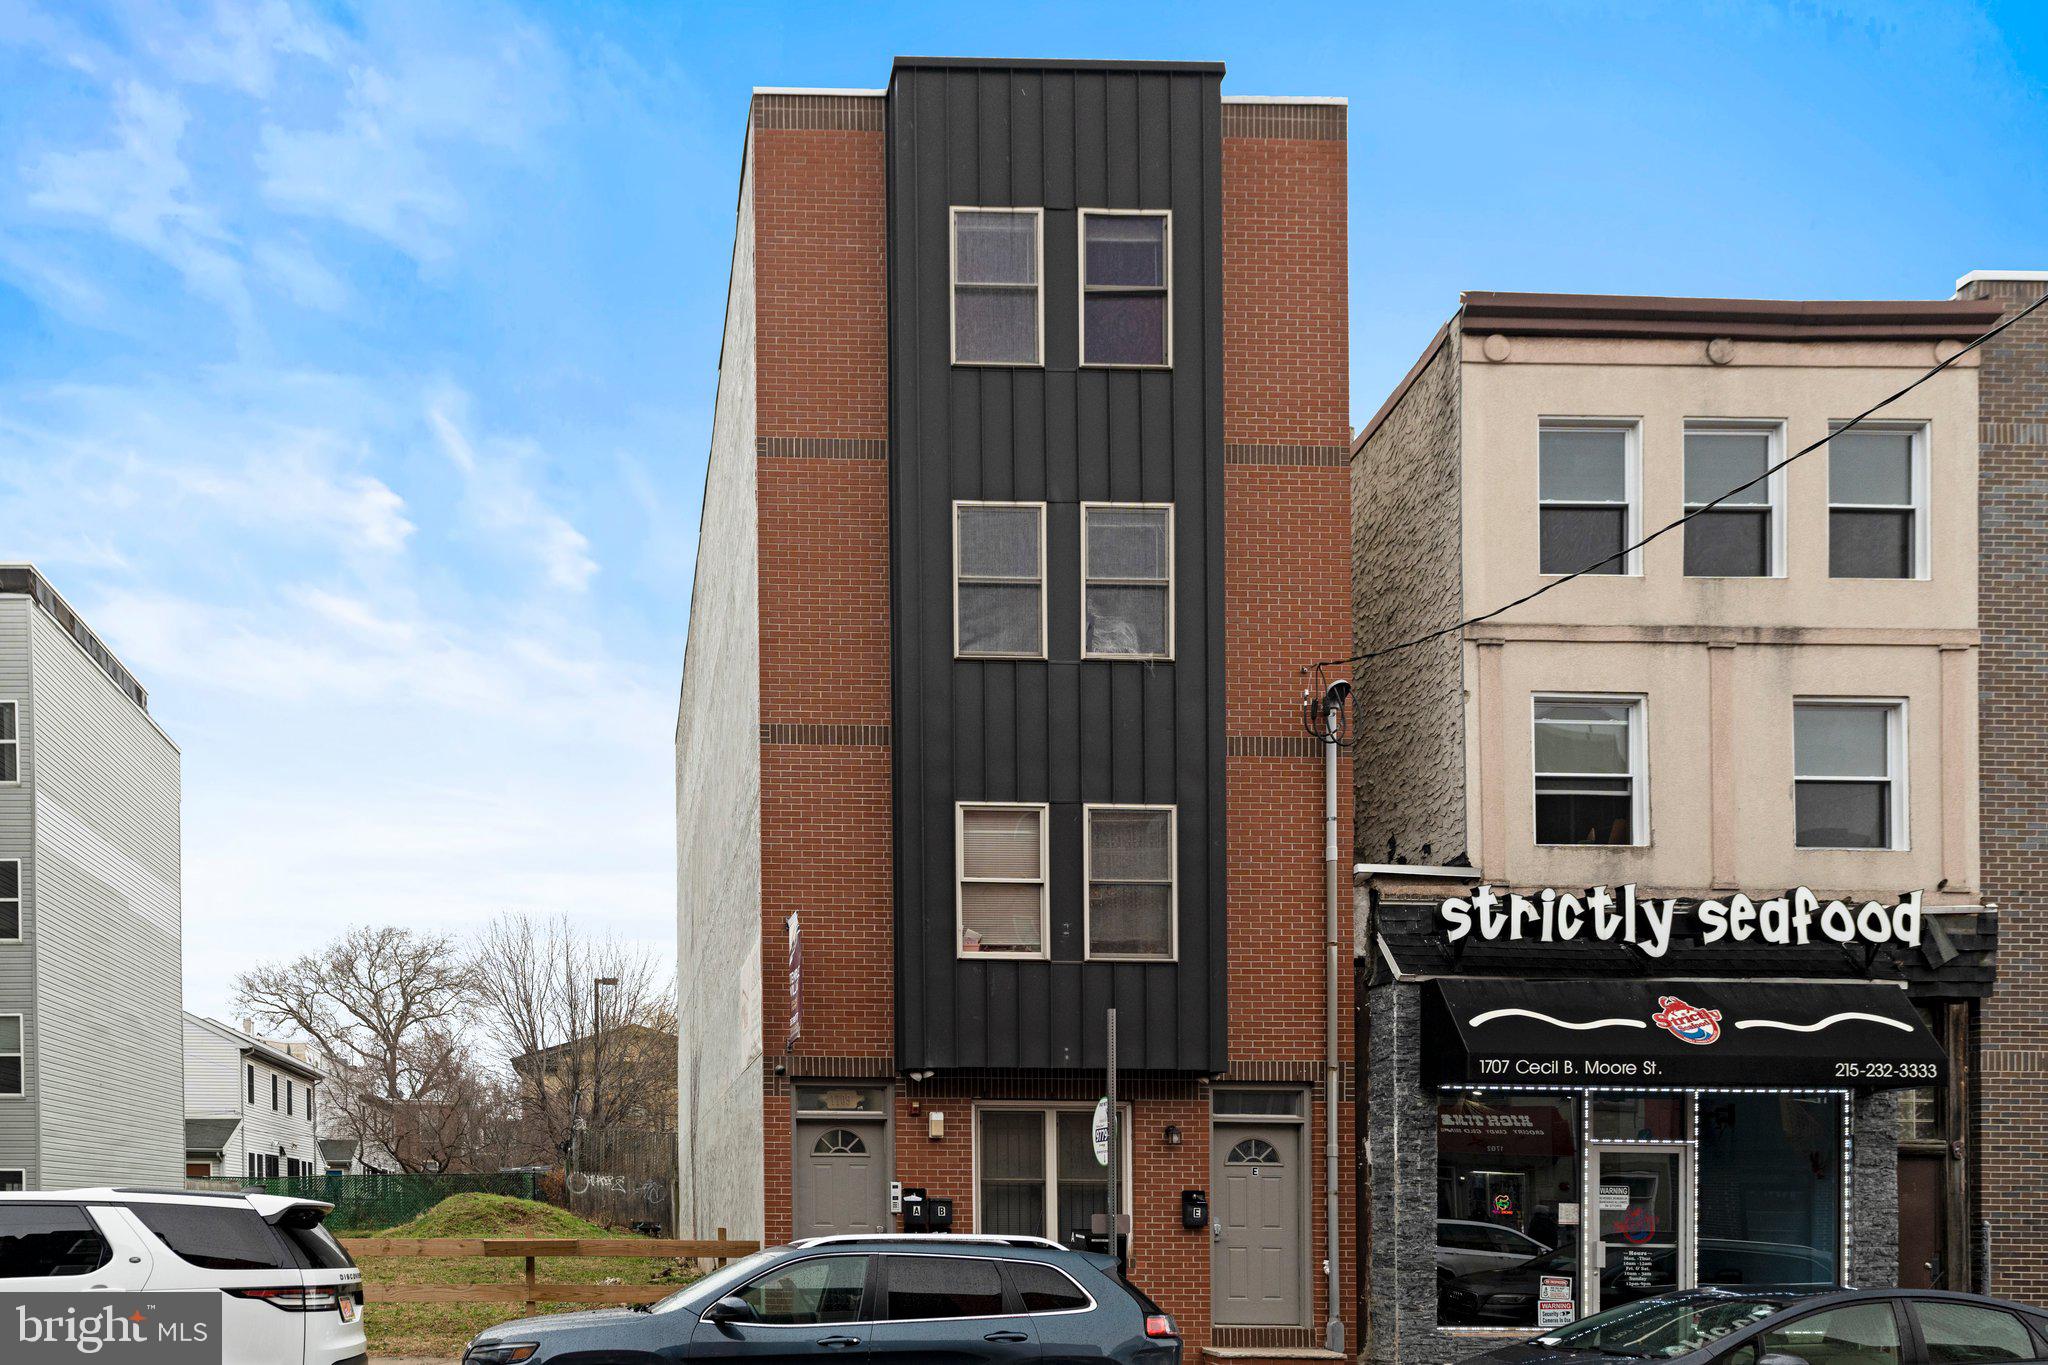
[[706, 1296, 756, 1325]]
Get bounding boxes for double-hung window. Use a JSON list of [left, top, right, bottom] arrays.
[[1084, 806, 1175, 959], [0, 860, 17, 941], [1538, 423, 1637, 575], [955, 503, 1045, 658], [1829, 424, 1925, 578], [957, 803, 1047, 957], [1684, 423, 1781, 577], [0, 701, 16, 782], [0, 1015, 21, 1096], [1080, 210, 1170, 367], [1533, 696, 1644, 846], [1794, 701, 1905, 849], [1082, 504, 1172, 658], [951, 208, 1042, 365]]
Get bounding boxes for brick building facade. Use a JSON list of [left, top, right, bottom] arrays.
[[677, 60, 1353, 1358], [1959, 269, 2048, 1299]]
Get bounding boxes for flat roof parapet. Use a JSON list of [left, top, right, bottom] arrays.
[[0, 564, 148, 711]]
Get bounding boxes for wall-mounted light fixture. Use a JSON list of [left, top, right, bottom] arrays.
[[928, 1111, 946, 1140], [1164, 1124, 1182, 1146]]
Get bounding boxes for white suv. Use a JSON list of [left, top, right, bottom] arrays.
[[0, 1186, 367, 1365]]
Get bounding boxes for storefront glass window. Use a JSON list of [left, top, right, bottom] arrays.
[[1589, 1094, 1687, 1142], [1437, 1094, 1580, 1327], [1697, 1093, 1842, 1287]]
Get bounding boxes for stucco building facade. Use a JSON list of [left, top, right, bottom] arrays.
[[1350, 293, 2003, 1363]]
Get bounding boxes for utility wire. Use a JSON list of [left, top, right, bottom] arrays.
[[1308, 289, 2048, 677]]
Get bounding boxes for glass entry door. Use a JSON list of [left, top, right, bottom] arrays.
[[1587, 1145, 1693, 1312]]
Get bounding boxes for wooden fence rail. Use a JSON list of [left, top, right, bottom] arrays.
[[339, 1232, 760, 1307]]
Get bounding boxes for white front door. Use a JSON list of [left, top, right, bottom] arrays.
[[1586, 1145, 1693, 1313]]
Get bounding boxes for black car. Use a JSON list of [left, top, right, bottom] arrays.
[[459, 1234, 1182, 1365], [1459, 1286, 2048, 1365]]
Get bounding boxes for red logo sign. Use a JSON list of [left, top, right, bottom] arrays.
[[1617, 1204, 1658, 1243], [1651, 995, 1722, 1045]]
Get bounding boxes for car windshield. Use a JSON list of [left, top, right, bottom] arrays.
[[653, 1251, 782, 1315], [1539, 1291, 1793, 1358]]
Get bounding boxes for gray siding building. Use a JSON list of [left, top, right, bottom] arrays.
[[0, 566, 183, 1189]]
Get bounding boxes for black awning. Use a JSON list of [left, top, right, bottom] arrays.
[[1423, 978, 1944, 1090]]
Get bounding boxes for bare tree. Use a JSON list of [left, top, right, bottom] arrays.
[[234, 925, 480, 1172], [472, 913, 675, 1165]]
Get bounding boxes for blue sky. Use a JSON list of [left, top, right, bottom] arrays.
[[0, 1, 2040, 1022]]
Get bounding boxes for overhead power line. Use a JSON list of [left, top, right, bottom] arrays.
[[1309, 289, 2048, 679]]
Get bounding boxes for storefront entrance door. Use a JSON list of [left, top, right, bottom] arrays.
[[1588, 1145, 1693, 1313]]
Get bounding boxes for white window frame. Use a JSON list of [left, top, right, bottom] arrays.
[[1531, 693, 1649, 848], [1683, 419, 1786, 578], [1080, 502, 1174, 660], [1538, 419, 1642, 577], [0, 700, 17, 784], [950, 206, 1045, 368], [1082, 803, 1178, 961], [0, 858, 18, 943], [956, 801, 1050, 960], [1827, 421, 1929, 580], [1793, 698, 1909, 851], [953, 501, 1048, 661], [1078, 208, 1173, 370], [971, 1101, 1133, 1241], [0, 1013, 22, 1099], [0, 1171, 23, 1192]]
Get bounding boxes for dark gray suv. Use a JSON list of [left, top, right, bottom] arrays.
[[459, 1234, 1182, 1365]]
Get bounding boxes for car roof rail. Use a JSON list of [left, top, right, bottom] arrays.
[[789, 1233, 1069, 1250]]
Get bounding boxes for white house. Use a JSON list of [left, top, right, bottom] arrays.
[[1, 566, 184, 1190], [182, 1012, 324, 1179]]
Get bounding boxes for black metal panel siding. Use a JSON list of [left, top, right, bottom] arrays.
[[887, 61, 1227, 1074]]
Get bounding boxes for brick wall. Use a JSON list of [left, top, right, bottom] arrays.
[[1350, 330, 1467, 868], [750, 95, 897, 1245], [1222, 106, 1356, 1348], [1961, 273, 2048, 1298]]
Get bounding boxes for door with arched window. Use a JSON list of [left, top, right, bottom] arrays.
[[1211, 1092, 1308, 1327], [795, 1100, 890, 1238]]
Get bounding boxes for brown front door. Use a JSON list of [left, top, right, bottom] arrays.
[[1899, 1151, 1947, 1287], [185, 1162, 211, 1178]]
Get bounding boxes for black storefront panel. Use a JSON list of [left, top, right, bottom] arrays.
[[1424, 978, 1944, 1090]]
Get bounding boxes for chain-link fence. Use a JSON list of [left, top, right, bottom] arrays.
[[183, 1171, 541, 1231], [566, 1128, 677, 1234]]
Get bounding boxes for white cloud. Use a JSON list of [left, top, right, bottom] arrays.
[[255, 15, 561, 263], [150, 0, 336, 97], [429, 395, 597, 592], [0, 375, 416, 563], [252, 237, 349, 311], [23, 79, 255, 329]]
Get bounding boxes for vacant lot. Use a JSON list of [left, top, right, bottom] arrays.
[[353, 1193, 698, 1360]]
